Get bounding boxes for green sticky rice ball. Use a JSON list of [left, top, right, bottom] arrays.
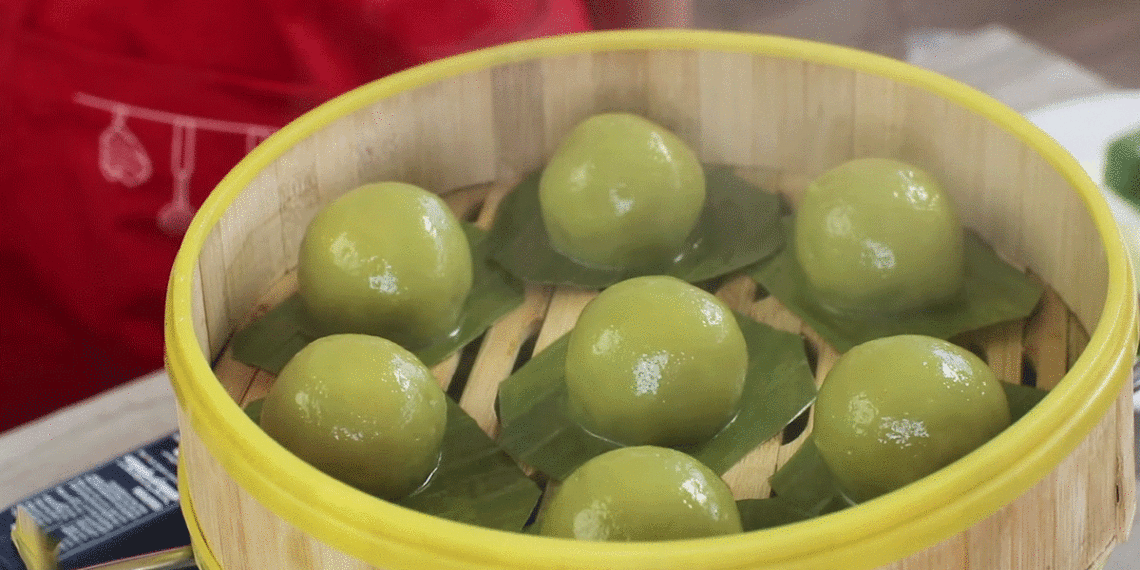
[[539, 113, 705, 270], [565, 275, 748, 447], [259, 334, 448, 500], [813, 334, 1011, 503], [539, 446, 742, 541], [298, 181, 473, 350], [794, 157, 965, 314]]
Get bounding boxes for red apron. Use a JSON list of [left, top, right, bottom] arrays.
[[0, 0, 590, 432]]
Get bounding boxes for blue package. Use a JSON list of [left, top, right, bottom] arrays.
[[0, 432, 196, 570]]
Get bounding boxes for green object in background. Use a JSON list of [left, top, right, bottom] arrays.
[[1105, 126, 1140, 210], [1103, 127, 1140, 357]]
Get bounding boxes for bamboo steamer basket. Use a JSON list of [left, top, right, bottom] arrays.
[[165, 30, 1139, 570]]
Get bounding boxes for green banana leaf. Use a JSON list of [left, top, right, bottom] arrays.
[[496, 313, 816, 481], [244, 397, 541, 532], [230, 223, 524, 374], [749, 220, 1044, 353], [486, 166, 785, 288], [739, 381, 1050, 531]]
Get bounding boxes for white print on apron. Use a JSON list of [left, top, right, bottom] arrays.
[[73, 92, 276, 236]]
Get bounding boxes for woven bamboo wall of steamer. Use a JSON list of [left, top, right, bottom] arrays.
[[177, 48, 1136, 570]]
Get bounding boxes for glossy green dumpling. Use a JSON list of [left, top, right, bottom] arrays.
[[813, 335, 1011, 503], [565, 275, 747, 447], [539, 113, 705, 269], [298, 181, 473, 350], [259, 334, 447, 500], [794, 157, 965, 314], [539, 446, 742, 541]]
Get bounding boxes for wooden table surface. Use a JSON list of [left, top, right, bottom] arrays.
[[2, 25, 1137, 569]]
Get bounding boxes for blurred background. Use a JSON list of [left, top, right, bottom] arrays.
[[691, 0, 1139, 89]]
